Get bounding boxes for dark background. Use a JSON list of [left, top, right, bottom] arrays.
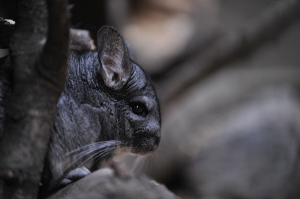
[[1, 1, 300, 198]]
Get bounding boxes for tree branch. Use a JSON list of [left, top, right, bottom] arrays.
[[0, 18, 15, 49], [0, 0, 69, 198], [39, 0, 69, 88]]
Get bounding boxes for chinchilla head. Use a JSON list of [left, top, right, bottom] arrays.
[[95, 26, 161, 155], [50, 26, 161, 172]]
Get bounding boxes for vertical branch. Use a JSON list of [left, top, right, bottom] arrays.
[[40, 0, 69, 81], [0, 0, 69, 198]]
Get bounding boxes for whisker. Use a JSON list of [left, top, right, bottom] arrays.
[[65, 141, 119, 156], [63, 140, 123, 174], [93, 146, 116, 163], [131, 155, 143, 173], [70, 148, 98, 166]]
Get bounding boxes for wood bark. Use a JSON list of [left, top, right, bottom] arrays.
[[0, 0, 69, 198]]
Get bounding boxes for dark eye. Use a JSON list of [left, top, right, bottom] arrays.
[[131, 103, 147, 115]]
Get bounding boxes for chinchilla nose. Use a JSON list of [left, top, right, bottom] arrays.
[[147, 118, 161, 135], [147, 119, 161, 146]]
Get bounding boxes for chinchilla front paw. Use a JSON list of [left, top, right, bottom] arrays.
[[59, 167, 91, 187]]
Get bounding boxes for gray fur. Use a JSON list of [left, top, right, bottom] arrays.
[[40, 26, 161, 195]]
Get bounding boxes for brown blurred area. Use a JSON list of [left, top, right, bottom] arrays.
[[2, 0, 300, 198], [107, 1, 300, 199]]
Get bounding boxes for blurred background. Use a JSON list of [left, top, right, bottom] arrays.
[[2, 0, 300, 198]]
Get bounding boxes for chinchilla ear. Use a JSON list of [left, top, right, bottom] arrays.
[[97, 26, 132, 90]]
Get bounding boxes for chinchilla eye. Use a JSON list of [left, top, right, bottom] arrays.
[[131, 103, 147, 116]]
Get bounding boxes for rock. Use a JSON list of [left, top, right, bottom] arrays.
[[47, 168, 180, 199]]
